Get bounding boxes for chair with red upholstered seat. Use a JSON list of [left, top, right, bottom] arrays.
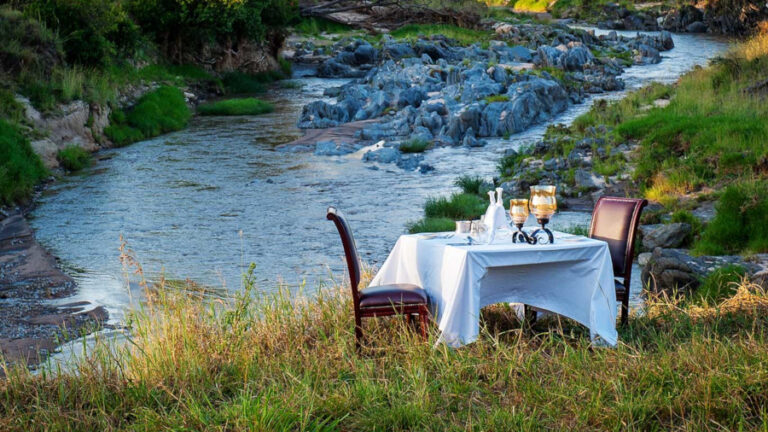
[[588, 196, 647, 325], [327, 207, 430, 347]]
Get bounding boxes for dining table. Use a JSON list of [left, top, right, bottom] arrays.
[[369, 229, 618, 347]]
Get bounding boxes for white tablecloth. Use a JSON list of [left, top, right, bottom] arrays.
[[369, 230, 618, 347]]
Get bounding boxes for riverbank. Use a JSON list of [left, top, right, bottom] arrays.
[[1, 266, 766, 429], [0, 209, 108, 371]]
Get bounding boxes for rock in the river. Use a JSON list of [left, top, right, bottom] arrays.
[[640, 223, 692, 250], [363, 146, 401, 164], [314, 140, 357, 156]]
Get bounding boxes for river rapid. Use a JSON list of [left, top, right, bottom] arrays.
[[29, 29, 730, 329]]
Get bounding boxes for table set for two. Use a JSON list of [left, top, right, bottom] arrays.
[[328, 187, 648, 349]]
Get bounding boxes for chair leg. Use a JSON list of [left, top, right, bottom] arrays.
[[620, 297, 629, 325], [418, 307, 429, 340]]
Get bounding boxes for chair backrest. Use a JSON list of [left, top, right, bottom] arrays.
[[589, 197, 647, 279], [327, 207, 361, 298]]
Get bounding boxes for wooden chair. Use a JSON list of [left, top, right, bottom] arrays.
[[588, 196, 647, 325], [327, 207, 430, 348]]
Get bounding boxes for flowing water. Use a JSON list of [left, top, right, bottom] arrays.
[[29, 29, 731, 333]]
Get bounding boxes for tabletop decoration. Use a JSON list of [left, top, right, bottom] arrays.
[[529, 185, 556, 244], [509, 185, 557, 244], [509, 199, 532, 244]]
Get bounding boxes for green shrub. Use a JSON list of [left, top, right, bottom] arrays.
[[127, 86, 190, 137], [694, 181, 768, 255], [399, 139, 430, 153], [0, 119, 47, 204], [128, 0, 297, 61], [22, 0, 141, 66], [105, 86, 190, 147], [454, 175, 485, 195], [57, 145, 91, 171], [424, 193, 486, 220], [0, 7, 63, 78], [693, 265, 747, 305], [197, 98, 274, 116], [0, 89, 26, 123], [669, 210, 703, 247], [407, 217, 456, 233]]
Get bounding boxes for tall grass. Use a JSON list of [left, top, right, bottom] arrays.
[[1, 263, 767, 430], [57, 145, 91, 172]]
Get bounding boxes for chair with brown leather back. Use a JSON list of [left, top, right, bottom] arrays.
[[588, 197, 648, 325], [327, 207, 430, 348]]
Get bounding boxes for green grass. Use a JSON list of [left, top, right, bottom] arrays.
[[455, 175, 486, 195], [197, 98, 274, 116], [0, 89, 26, 124], [398, 138, 431, 153], [693, 180, 768, 255], [105, 86, 190, 147], [407, 217, 455, 233], [424, 192, 486, 220], [483, 94, 510, 103], [57, 145, 91, 172], [0, 119, 47, 204], [292, 17, 353, 36], [669, 209, 703, 247], [389, 24, 492, 47], [1, 262, 767, 430], [691, 264, 747, 305]]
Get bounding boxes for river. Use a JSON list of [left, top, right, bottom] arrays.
[[28, 29, 730, 331]]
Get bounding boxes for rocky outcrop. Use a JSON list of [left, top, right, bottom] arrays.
[[290, 26, 674, 171], [640, 248, 766, 295], [640, 223, 692, 250]]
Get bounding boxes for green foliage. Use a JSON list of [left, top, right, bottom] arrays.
[[407, 217, 455, 233], [128, 86, 190, 137], [128, 0, 297, 60], [669, 210, 703, 247], [424, 192, 486, 220], [105, 86, 190, 147], [694, 181, 768, 255], [22, 0, 141, 67], [0, 6, 62, 78], [562, 225, 589, 236], [399, 139, 431, 153], [0, 89, 26, 123], [693, 265, 747, 305], [389, 24, 491, 47], [454, 175, 486, 195], [0, 118, 47, 204], [483, 94, 509, 103], [57, 145, 91, 172], [292, 17, 352, 36], [197, 98, 274, 116], [497, 146, 532, 178]]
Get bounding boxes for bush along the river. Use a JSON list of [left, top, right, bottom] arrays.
[[57, 145, 92, 172], [104, 86, 191, 147]]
